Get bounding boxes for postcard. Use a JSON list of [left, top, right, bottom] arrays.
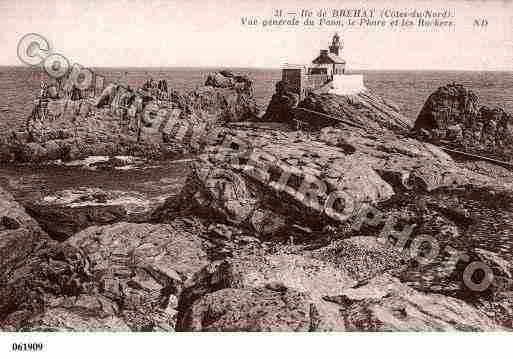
[[0, 0, 512, 357]]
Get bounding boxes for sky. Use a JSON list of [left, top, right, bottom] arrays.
[[1, 0, 512, 70]]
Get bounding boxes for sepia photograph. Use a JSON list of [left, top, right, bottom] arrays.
[[0, 0, 512, 357]]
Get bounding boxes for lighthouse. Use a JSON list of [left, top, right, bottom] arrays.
[[281, 33, 365, 99], [329, 32, 342, 56], [311, 33, 346, 77]]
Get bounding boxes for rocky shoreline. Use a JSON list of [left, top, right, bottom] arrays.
[[1, 72, 513, 331]]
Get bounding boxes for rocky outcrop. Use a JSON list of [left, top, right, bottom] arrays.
[[24, 187, 162, 241], [175, 247, 502, 331], [414, 83, 513, 162], [154, 127, 396, 235], [186, 84, 258, 124], [64, 222, 209, 331], [155, 118, 513, 239], [0, 71, 258, 164], [0, 219, 212, 331], [176, 254, 356, 331], [325, 274, 500, 331], [179, 287, 323, 331], [3, 72, 513, 332], [400, 246, 513, 302], [0, 185, 50, 242], [187, 71, 258, 123], [309, 236, 409, 281], [205, 71, 253, 90], [299, 91, 413, 132], [415, 83, 480, 131], [0, 98, 183, 163]]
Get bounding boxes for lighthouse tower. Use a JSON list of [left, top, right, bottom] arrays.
[[329, 33, 342, 56], [281, 33, 365, 99]]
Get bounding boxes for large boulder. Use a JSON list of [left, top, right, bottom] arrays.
[[179, 286, 323, 332], [177, 254, 356, 331], [189, 84, 258, 123], [0, 185, 50, 242], [155, 126, 396, 233], [157, 118, 513, 240], [415, 83, 479, 131], [299, 91, 413, 132], [414, 83, 513, 162]]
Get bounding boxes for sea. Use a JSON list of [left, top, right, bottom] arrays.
[[1, 66, 513, 132], [1, 66, 513, 257]]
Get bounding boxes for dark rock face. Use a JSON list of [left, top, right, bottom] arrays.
[[415, 83, 480, 131], [26, 203, 127, 241], [400, 246, 513, 302], [193, 72, 258, 123], [0, 186, 50, 242], [260, 81, 299, 125], [414, 83, 513, 161], [22, 187, 162, 241]]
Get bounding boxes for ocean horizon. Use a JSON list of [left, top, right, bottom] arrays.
[[1, 66, 512, 133]]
